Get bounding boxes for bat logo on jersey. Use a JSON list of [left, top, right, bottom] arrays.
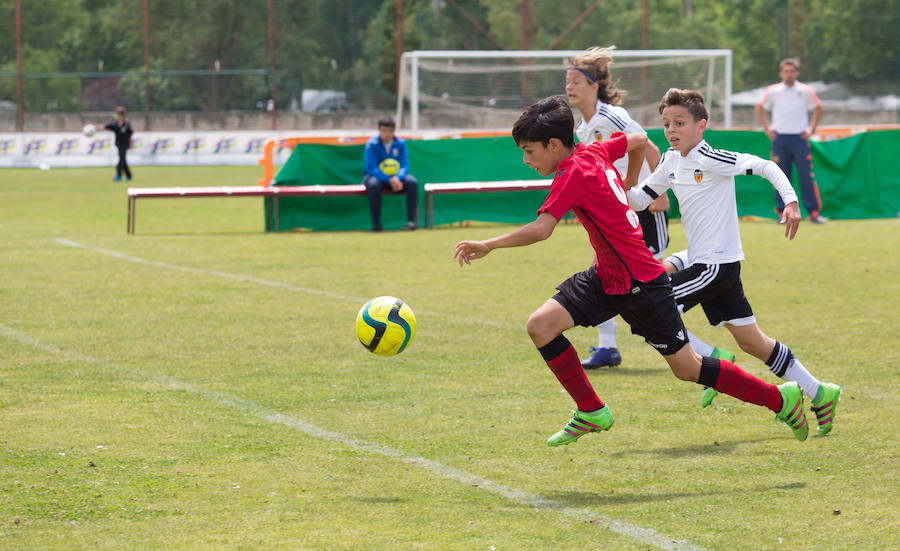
[[693, 169, 704, 183]]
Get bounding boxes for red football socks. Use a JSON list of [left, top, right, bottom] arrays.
[[538, 336, 604, 412], [714, 359, 783, 412]]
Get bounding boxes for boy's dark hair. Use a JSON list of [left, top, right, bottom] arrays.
[[512, 95, 575, 148], [378, 117, 396, 128], [780, 58, 800, 70], [658, 88, 708, 122]]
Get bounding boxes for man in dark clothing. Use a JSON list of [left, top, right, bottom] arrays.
[[105, 106, 134, 181]]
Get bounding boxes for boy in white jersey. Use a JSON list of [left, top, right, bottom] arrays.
[[628, 89, 841, 435], [566, 46, 679, 369]]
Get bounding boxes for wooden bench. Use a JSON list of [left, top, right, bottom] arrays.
[[126, 185, 366, 234], [422, 179, 552, 228], [127, 179, 553, 234]]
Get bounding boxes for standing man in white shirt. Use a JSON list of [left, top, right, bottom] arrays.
[[755, 58, 827, 223]]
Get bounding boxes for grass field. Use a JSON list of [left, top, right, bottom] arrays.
[[1, 166, 898, 550]]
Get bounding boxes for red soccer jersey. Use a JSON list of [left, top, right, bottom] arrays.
[[538, 133, 664, 294]]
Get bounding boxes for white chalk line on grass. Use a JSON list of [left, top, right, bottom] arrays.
[[54, 238, 517, 331], [2, 330, 703, 549]]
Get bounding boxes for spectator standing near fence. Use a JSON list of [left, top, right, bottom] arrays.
[[363, 118, 419, 232], [755, 59, 827, 223], [103, 106, 133, 182]]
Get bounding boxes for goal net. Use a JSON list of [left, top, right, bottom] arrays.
[[396, 50, 732, 132]]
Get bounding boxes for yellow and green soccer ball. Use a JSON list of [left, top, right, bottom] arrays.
[[355, 296, 416, 356], [379, 158, 400, 176]]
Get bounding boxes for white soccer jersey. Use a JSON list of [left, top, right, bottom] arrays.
[[759, 81, 820, 134], [575, 100, 651, 180], [627, 140, 798, 265]]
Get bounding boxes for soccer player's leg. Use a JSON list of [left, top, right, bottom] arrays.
[[669, 263, 738, 407], [725, 323, 840, 435], [583, 318, 621, 369], [623, 273, 808, 441], [540, 269, 618, 446]]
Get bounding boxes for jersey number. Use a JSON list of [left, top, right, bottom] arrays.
[[606, 169, 639, 229]]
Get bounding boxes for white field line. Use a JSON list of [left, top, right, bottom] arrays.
[[34, 239, 709, 550], [54, 238, 517, 331]]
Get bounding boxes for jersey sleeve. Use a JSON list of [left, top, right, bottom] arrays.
[[537, 166, 581, 221], [697, 146, 755, 177], [599, 132, 628, 163], [759, 85, 774, 110], [627, 150, 672, 211], [702, 149, 799, 205], [804, 87, 820, 110], [363, 141, 378, 177], [397, 139, 409, 179]]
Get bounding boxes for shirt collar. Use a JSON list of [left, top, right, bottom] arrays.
[[685, 139, 709, 159]]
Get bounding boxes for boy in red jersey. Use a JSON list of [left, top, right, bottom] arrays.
[[454, 96, 810, 446]]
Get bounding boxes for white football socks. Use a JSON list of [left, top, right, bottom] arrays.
[[596, 318, 617, 348], [687, 330, 715, 356], [784, 357, 821, 400]]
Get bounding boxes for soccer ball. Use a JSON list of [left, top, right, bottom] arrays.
[[355, 296, 416, 356], [82, 124, 96, 137], [379, 158, 400, 176]]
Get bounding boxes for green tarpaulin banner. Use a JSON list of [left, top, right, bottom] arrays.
[[267, 129, 900, 231]]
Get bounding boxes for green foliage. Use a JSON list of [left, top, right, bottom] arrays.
[[0, 0, 896, 112]]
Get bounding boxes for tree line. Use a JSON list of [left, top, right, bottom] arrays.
[[0, 0, 895, 112]]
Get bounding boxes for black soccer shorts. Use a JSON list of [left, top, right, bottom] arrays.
[[669, 261, 755, 327], [637, 209, 669, 259], [553, 268, 688, 355]]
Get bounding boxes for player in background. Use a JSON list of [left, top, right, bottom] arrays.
[[454, 95, 811, 447], [755, 58, 827, 224], [564, 47, 736, 368], [628, 89, 840, 435], [95, 106, 133, 181]]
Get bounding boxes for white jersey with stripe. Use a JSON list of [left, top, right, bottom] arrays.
[[575, 100, 651, 180], [759, 81, 820, 134], [627, 140, 798, 265]]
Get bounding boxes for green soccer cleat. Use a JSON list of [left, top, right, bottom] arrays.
[[810, 382, 841, 435], [547, 406, 614, 447], [711, 346, 736, 363], [698, 347, 735, 408], [775, 382, 809, 441], [700, 386, 719, 408]]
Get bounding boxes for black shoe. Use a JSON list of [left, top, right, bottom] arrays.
[[405, 221, 417, 231], [372, 225, 383, 232]]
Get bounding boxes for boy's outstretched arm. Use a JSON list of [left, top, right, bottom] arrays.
[[454, 213, 558, 266], [622, 133, 648, 190], [751, 158, 802, 239]]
